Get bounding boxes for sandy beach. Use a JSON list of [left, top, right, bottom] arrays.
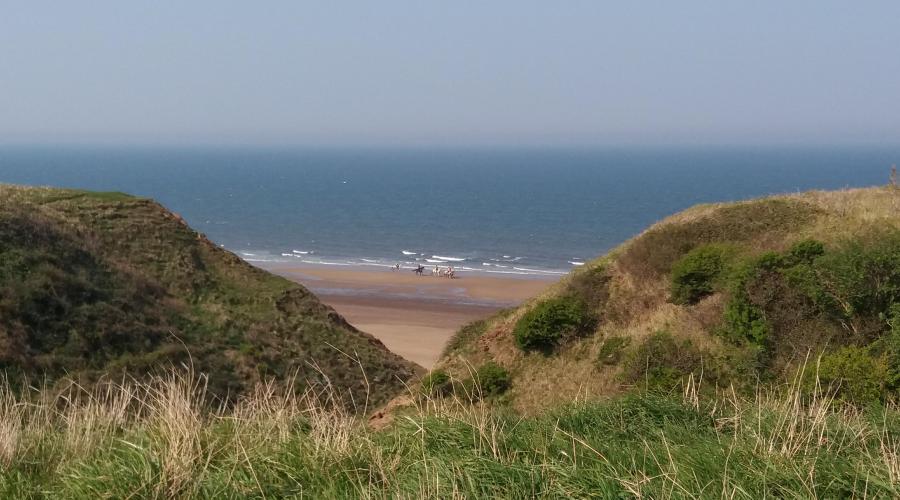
[[266, 266, 556, 367]]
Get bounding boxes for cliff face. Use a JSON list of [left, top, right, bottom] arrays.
[[433, 187, 900, 412], [0, 184, 420, 405]]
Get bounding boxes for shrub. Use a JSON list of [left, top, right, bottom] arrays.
[[513, 296, 593, 351], [596, 336, 630, 366], [753, 251, 786, 271], [785, 231, 900, 330], [718, 255, 784, 348], [622, 331, 703, 390], [473, 362, 511, 396], [721, 291, 770, 347], [785, 239, 825, 265], [669, 244, 733, 305], [421, 370, 452, 397], [806, 346, 890, 404]]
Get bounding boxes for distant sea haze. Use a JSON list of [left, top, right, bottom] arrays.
[[0, 146, 895, 276]]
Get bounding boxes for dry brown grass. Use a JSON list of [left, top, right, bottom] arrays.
[[0, 382, 23, 466], [150, 371, 209, 497], [61, 379, 136, 456]]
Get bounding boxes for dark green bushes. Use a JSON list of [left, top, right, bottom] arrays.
[[784, 239, 825, 265], [621, 331, 704, 389], [720, 260, 772, 347], [513, 296, 594, 351], [421, 362, 511, 399], [785, 232, 900, 331], [669, 244, 734, 304], [739, 234, 900, 345], [719, 239, 836, 349], [473, 362, 511, 396], [715, 234, 900, 398]]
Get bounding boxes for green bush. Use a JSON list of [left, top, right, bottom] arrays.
[[721, 290, 770, 347], [513, 296, 593, 351], [785, 231, 900, 324], [718, 253, 789, 349], [596, 336, 630, 366], [669, 244, 734, 304], [785, 239, 825, 265], [421, 369, 453, 397], [622, 331, 703, 390], [753, 251, 785, 271], [806, 346, 890, 404], [473, 362, 511, 396]]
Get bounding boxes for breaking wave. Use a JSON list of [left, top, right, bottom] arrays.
[[432, 255, 465, 262]]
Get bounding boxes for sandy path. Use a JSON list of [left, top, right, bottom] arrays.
[[325, 300, 492, 367], [265, 265, 557, 368]]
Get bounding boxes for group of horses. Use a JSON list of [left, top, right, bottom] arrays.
[[413, 264, 455, 278]]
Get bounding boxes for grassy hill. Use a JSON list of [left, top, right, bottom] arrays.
[[0, 184, 419, 406], [1, 185, 899, 497], [429, 187, 900, 412]]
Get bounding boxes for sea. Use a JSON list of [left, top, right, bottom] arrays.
[[1, 146, 896, 278]]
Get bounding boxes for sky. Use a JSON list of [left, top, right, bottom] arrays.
[[1, 2, 899, 147]]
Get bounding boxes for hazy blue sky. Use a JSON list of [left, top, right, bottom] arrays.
[[2, 2, 899, 146]]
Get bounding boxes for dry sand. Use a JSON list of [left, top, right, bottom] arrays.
[[268, 266, 556, 368]]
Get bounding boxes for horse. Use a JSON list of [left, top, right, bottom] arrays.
[[413, 265, 425, 276]]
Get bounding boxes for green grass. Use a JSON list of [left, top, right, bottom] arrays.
[[0, 369, 897, 498], [441, 319, 490, 358], [0, 183, 419, 406]]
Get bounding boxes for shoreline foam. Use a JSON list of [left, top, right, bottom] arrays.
[[239, 250, 573, 278]]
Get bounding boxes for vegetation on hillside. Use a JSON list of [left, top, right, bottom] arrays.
[[0, 184, 419, 406], [513, 296, 593, 351], [0, 369, 897, 498], [432, 187, 900, 412], [4, 183, 899, 496]]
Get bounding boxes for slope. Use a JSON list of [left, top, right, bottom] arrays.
[[430, 186, 900, 412], [0, 184, 420, 406]]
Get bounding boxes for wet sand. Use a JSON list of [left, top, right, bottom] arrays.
[[266, 266, 556, 367]]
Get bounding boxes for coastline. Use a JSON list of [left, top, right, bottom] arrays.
[[262, 263, 557, 367]]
